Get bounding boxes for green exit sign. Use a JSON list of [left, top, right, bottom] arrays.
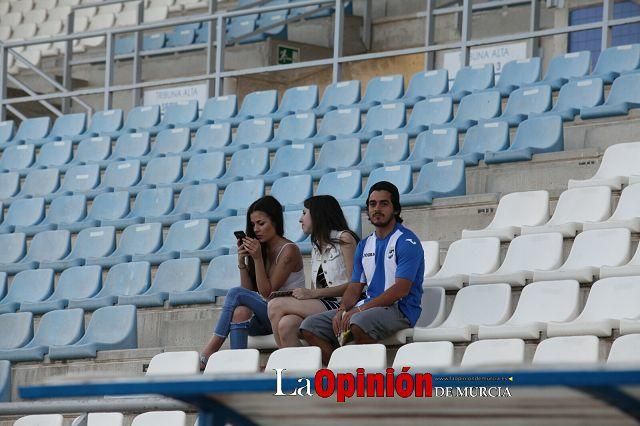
[[277, 45, 300, 64]]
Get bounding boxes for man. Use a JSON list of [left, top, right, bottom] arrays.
[[300, 181, 424, 365]]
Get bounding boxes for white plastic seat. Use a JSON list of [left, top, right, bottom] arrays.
[[462, 191, 549, 241], [0, 3, 9, 17], [1, 12, 22, 28], [568, 142, 640, 190], [11, 0, 35, 14], [10, 22, 36, 40], [469, 232, 563, 286], [421, 241, 440, 278], [413, 283, 512, 342], [547, 276, 640, 337], [532, 335, 600, 366], [521, 186, 612, 237], [533, 228, 631, 283], [115, 9, 137, 27], [203, 349, 260, 376], [327, 344, 386, 372], [265, 347, 322, 376], [23, 9, 46, 25], [0, 25, 11, 41], [146, 351, 199, 376], [583, 183, 640, 232], [478, 280, 580, 339], [35, 20, 63, 56], [48, 6, 70, 24], [423, 237, 501, 290], [143, 6, 168, 22], [85, 413, 124, 426], [75, 6, 96, 19], [74, 13, 114, 51], [460, 339, 526, 368], [247, 334, 278, 350], [34, 0, 57, 9], [131, 411, 186, 426], [14, 415, 64, 426], [607, 334, 640, 365], [98, 3, 122, 14], [392, 342, 454, 371], [620, 317, 640, 335]]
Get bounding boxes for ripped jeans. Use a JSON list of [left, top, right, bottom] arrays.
[[213, 286, 272, 349]]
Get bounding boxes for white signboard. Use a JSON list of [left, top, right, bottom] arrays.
[[143, 83, 208, 112], [443, 41, 528, 81]]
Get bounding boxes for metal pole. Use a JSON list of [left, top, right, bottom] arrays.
[[0, 45, 7, 121], [214, 15, 226, 96], [207, 0, 217, 15], [62, 13, 75, 113], [424, 0, 435, 69], [529, 0, 540, 57], [460, 0, 472, 67], [362, 0, 372, 51], [131, 0, 143, 108], [332, 0, 344, 83], [601, 0, 613, 52], [104, 31, 115, 111], [205, 0, 217, 98]]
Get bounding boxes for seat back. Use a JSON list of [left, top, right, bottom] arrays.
[[411, 159, 466, 198], [553, 77, 603, 113], [101, 160, 141, 189], [543, 51, 591, 83], [0, 233, 26, 264], [532, 335, 599, 365], [209, 216, 247, 252], [152, 128, 190, 156], [362, 133, 409, 166], [99, 261, 150, 297], [360, 74, 404, 105], [88, 109, 123, 134], [199, 255, 241, 293], [20, 168, 59, 197], [115, 223, 163, 257], [504, 279, 580, 325], [328, 344, 386, 372], [605, 72, 640, 105], [192, 123, 232, 151], [24, 230, 70, 263], [441, 283, 511, 327], [50, 113, 86, 139], [461, 339, 526, 368], [173, 183, 218, 216], [15, 116, 50, 141], [60, 164, 100, 193], [502, 85, 552, 116], [146, 351, 200, 376], [1, 144, 34, 171], [362, 102, 406, 133], [0, 359, 9, 402], [317, 108, 360, 137], [576, 276, 640, 322], [591, 141, 640, 181], [405, 69, 449, 100], [130, 187, 174, 218], [204, 349, 260, 375], [225, 148, 269, 179], [593, 44, 640, 77], [200, 95, 237, 121], [406, 96, 453, 128], [547, 186, 611, 226], [148, 258, 200, 293], [42, 194, 86, 227], [392, 341, 454, 371], [3, 269, 54, 305], [435, 237, 500, 277], [162, 100, 198, 126], [218, 179, 265, 211], [269, 143, 314, 175], [3, 197, 45, 228], [265, 347, 322, 376], [421, 241, 440, 278], [74, 136, 111, 164], [234, 118, 273, 147], [313, 137, 360, 170], [183, 154, 225, 184], [0, 172, 19, 199], [317, 80, 360, 111], [237, 89, 278, 118], [487, 190, 549, 229], [30, 308, 85, 347], [14, 415, 64, 426], [496, 232, 563, 273], [283, 210, 305, 243], [0, 121, 15, 143], [160, 220, 209, 253], [278, 85, 319, 114], [342, 205, 362, 236], [0, 312, 33, 350], [610, 182, 640, 221], [496, 58, 541, 95], [87, 192, 130, 222], [450, 64, 494, 98], [561, 228, 631, 270], [510, 115, 563, 152], [454, 89, 501, 122], [363, 165, 412, 196], [82, 304, 137, 346], [317, 170, 362, 201], [275, 112, 316, 141], [271, 175, 312, 208], [123, 105, 160, 131], [415, 286, 446, 328], [607, 334, 640, 364], [140, 156, 182, 186], [72, 226, 116, 260], [410, 129, 458, 163]]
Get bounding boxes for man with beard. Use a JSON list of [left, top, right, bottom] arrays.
[[300, 181, 425, 365]]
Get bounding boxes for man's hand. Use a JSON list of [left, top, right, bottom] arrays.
[[332, 309, 344, 335], [339, 309, 359, 334]]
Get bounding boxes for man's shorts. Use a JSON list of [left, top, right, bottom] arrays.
[[299, 303, 411, 347]]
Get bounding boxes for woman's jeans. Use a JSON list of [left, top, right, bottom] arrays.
[[213, 287, 272, 349]]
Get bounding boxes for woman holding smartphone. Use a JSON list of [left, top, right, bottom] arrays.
[[267, 195, 359, 348], [200, 196, 305, 368]]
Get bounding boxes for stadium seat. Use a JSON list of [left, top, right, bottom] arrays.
[[221, 90, 277, 126], [111, 132, 150, 162], [84, 413, 125, 426], [12, 117, 50, 144], [227, 15, 258, 44], [68, 262, 150, 311], [148, 183, 218, 225], [478, 280, 580, 340], [483, 115, 563, 164], [27, 113, 86, 146], [353, 102, 406, 140], [189, 123, 232, 154], [0, 273, 5, 302], [148, 128, 191, 158], [0, 197, 45, 234], [131, 412, 186, 426], [133, 219, 209, 264], [600, 238, 640, 279], [152, 100, 198, 133], [395, 96, 453, 137], [539, 50, 591, 90], [22, 265, 99, 314], [17, 194, 86, 235], [180, 215, 244, 261], [521, 186, 611, 237], [0, 144, 35, 173], [0, 360, 9, 402], [190, 179, 264, 223], [462, 190, 550, 240], [533, 335, 600, 366], [342, 164, 412, 207], [166, 27, 195, 47], [52, 164, 100, 199], [0, 120, 15, 147], [0, 269, 54, 314], [580, 73, 640, 119], [0, 312, 33, 352], [413, 283, 511, 342], [544, 77, 603, 121], [271, 175, 313, 211], [533, 228, 631, 283], [68, 137, 112, 168], [460, 339, 526, 368], [313, 80, 361, 116], [215, 148, 269, 188], [269, 112, 316, 150], [262, 143, 314, 184], [328, 344, 386, 372], [283, 210, 306, 246], [568, 142, 640, 190], [73, 109, 123, 140], [392, 342, 454, 371], [400, 69, 449, 107], [423, 237, 500, 290], [400, 159, 466, 206], [316, 169, 362, 203], [203, 349, 260, 376], [100, 187, 172, 229], [390, 128, 458, 171], [48, 304, 137, 360], [495, 57, 541, 96], [0, 308, 84, 361], [265, 347, 322, 376], [119, 258, 200, 307], [355, 133, 409, 176], [85, 223, 162, 268], [113, 105, 160, 136], [306, 107, 360, 146], [584, 183, 640, 233], [169, 255, 239, 305], [146, 351, 200, 376], [14, 415, 64, 426], [15, 168, 59, 199], [421, 241, 441, 278], [0, 172, 19, 201], [63, 192, 129, 232], [386, 287, 447, 344], [143, 33, 167, 51], [591, 44, 640, 83], [354, 74, 404, 111], [469, 233, 563, 286], [223, 118, 273, 154], [131, 155, 182, 193], [304, 137, 360, 179], [190, 95, 237, 129], [41, 226, 116, 271], [440, 89, 501, 131], [607, 334, 640, 364], [0, 233, 26, 267], [496, 84, 552, 126], [448, 64, 494, 102], [268, 85, 319, 121], [0, 230, 69, 274]]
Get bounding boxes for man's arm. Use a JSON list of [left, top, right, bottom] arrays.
[[356, 278, 412, 311], [339, 281, 366, 311]]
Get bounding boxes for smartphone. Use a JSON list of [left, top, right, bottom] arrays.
[[234, 230, 247, 240]]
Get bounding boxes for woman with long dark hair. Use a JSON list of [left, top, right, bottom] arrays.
[[267, 195, 359, 348], [200, 196, 305, 367]]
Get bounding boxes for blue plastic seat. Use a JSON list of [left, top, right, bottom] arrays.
[[262, 143, 314, 184], [181, 215, 245, 261], [0, 230, 70, 274], [580, 73, 640, 119], [0, 234, 27, 268], [114, 105, 161, 136], [241, 11, 288, 44], [496, 58, 541, 96], [12, 117, 51, 144], [174, 153, 225, 190], [0, 269, 54, 314], [190, 95, 237, 129], [68, 136, 112, 168], [227, 15, 258, 44], [148, 127, 191, 157], [68, 262, 150, 311], [0, 121, 16, 148], [271, 174, 313, 211], [539, 50, 591, 90], [40, 226, 116, 271], [390, 128, 458, 171], [268, 85, 319, 120], [221, 90, 278, 126], [215, 148, 269, 188], [306, 107, 360, 146], [85, 222, 162, 268], [102, 187, 173, 229], [396, 96, 453, 137], [64, 192, 129, 232], [450, 121, 509, 166], [0, 273, 5, 301], [52, 164, 100, 199], [297, 204, 362, 253], [16, 168, 60, 199], [133, 219, 209, 264], [292, 1, 351, 18], [0, 308, 84, 361], [0, 360, 10, 402], [0, 144, 34, 173], [449, 64, 495, 102], [544, 77, 603, 121], [496, 84, 552, 126], [439, 89, 501, 131], [400, 69, 449, 107], [484, 115, 563, 164], [28, 113, 86, 146], [354, 74, 404, 111], [152, 100, 198, 133], [401, 159, 466, 206], [304, 137, 360, 180], [20, 267, 101, 314], [342, 205, 362, 236], [591, 44, 640, 83], [111, 132, 150, 162], [353, 102, 406, 140], [143, 33, 166, 51], [73, 109, 123, 141], [284, 210, 306, 244], [355, 133, 409, 175], [191, 179, 264, 222], [0, 198, 45, 234], [316, 169, 362, 202], [223, 118, 273, 154], [119, 258, 201, 306], [147, 183, 219, 225], [0, 312, 33, 351], [341, 164, 412, 207], [314, 80, 361, 116], [88, 160, 141, 197], [0, 172, 19, 201], [195, 24, 209, 44], [16, 194, 86, 236], [131, 155, 182, 193], [189, 123, 232, 154], [270, 112, 316, 150], [48, 304, 138, 360], [115, 36, 134, 54], [169, 255, 240, 305], [166, 27, 196, 47]]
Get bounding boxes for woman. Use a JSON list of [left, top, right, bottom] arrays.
[[200, 196, 305, 368], [267, 195, 358, 348]]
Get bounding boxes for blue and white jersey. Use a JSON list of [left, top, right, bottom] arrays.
[[352, 223, 425, 326]]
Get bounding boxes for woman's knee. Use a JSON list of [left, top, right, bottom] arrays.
[[278, 315, 302, 336], [231, 306, 253, 323], [267, 299, 285, 320]]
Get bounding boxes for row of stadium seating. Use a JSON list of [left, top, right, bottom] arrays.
[[13, 410, 188, 425]]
